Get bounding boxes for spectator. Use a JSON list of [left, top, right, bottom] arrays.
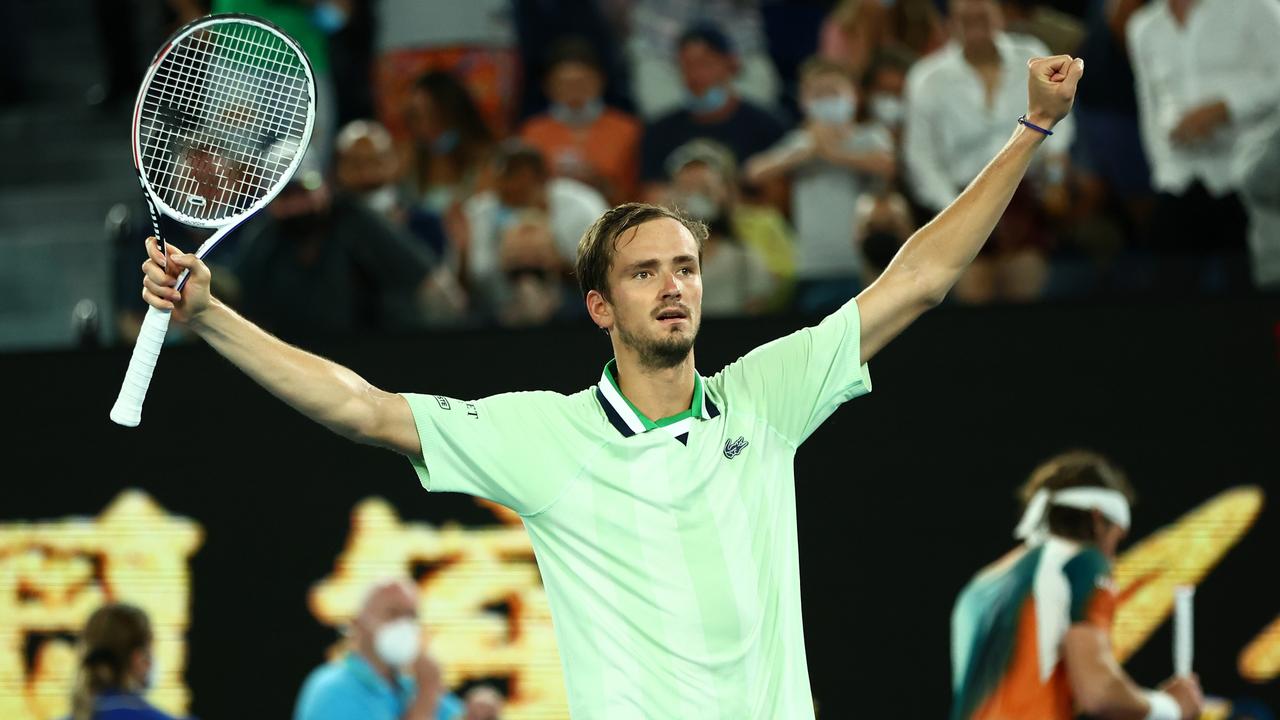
[[639, 22, 787, 199], [745, 57, 894, 315], [903, 0, 1072, 303], [520, 37, 643, 205], [373, 0, 518, 139], [818, 0, 890, 82], [885, 0, 948, 58], [213, 0, 338, 167], [1238, 120, 1280, 291], [229, 167, 446, 339], [861, 46, 917, 143], [626, 0, 781, 120], [294, 579, 464, 720], [854, 191, 917, 286], [404, 72, 496, 214], [462, 141, 607, 292], [70, 603, 185, 720], [335, 120, 406, 224], [665, 141, 778, 317], [1127, 0, 1280, 290], [1070, 0, 1153, 263], [334, 119, 465, 283], [492, 212, 582, 327]]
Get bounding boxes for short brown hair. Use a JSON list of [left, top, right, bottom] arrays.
[[574, 203, 707, 300], [1019, 451, 1137, 542]]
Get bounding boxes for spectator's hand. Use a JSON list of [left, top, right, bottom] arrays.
[[412, 653, 443, 699], [141, 236, 211, 325], [1159, 674, 1204, 720], [852, 151, 897, 180], [1026, 55, 1084, 129], [1171, 101, 1229, 146]]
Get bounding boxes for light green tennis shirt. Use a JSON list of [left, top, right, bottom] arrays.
[[403, 299, 872, 719]]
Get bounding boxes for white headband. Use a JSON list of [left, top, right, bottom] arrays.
[[1014, 487, 1131, 544]]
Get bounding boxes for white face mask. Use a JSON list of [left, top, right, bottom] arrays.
[[806, 94, 856, 125], [373, 618, 421, 669], [360, 185, 399, 215], [869, 93, 904, 128], [679, 192, 720, 223]]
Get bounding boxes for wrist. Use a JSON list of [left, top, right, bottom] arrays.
[[186, 298, 223, 334], [1024, 112, 1057, 132], [1143, 689, 1181, 720]]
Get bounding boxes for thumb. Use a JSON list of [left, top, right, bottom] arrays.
[[168, 252, 207, 278]]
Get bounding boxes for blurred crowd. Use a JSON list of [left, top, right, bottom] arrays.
[[68, 581, 504, 720], [90, 0, 1280, 343]]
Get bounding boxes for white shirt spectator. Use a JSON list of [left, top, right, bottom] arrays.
[[1238, 120, 1280, 289], [1126, 0, 1280, 196], [904, 33, 1076, 213], [463, 177, 608, 284]]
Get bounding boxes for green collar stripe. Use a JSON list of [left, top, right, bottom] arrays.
[[601, 359, 706, 429]]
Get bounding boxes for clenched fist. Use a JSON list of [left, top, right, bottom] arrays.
[[140, 236, 213, 325], [1025, 55, 1084, 131]]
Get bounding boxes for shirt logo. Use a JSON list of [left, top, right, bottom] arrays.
[[723, 436, 749, 459], [434, 396, 451, 410]]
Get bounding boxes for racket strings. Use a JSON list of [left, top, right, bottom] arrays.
[[138, 20, 312, 223]]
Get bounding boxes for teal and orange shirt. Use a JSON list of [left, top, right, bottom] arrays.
[[950, 538, 1117, 720]]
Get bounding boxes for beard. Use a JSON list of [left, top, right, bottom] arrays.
[[615, 316, 697, 370]]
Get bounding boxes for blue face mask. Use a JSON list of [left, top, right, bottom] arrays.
[[310, 1, 348, 33], [493, 204, 518, 236], [549, 98, 604, 127], [687, 86, 730, 115], [431, 129, 459, 155]]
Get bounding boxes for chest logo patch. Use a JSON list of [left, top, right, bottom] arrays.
[[723, 436, 749, 459]]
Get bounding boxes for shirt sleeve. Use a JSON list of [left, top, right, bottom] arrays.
[[1063, 547, 1117, 631], [292, 672, 367, 720], [400, 391, 572, 515], [1127, 12, 1174, 191], [712, 298, 871, 447]]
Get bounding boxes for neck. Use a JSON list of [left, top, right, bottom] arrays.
[[962, 40, 1000, 66], [354, 645, 397, 685], [612, 348, 697, 421], [1169, 0, 1193, 24]]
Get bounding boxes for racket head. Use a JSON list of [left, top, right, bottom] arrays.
[[131, 13, 317, 230]]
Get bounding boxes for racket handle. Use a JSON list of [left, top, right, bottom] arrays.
[[1174, 584, 1195, 677], [110, 306, 172, 427]]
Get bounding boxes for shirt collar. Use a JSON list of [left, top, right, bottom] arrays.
[[595, 359, 719, 440], [344, 652, 414, 701]]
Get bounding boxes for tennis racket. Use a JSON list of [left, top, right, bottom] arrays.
[[110, 14, 316, 427]]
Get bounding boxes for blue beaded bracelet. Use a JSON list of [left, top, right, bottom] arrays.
[[1018, 114, 1053, 136]]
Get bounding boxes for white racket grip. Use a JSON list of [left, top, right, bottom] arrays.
[[1174, 584, 1195, 677], [110, 306, 173, 427]]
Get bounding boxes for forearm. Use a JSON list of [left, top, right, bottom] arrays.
[[190, 299, 389, 443], [1088, 673, 1154, 719], [889, 124, 1046, 302], [744, 147, 805, 183]]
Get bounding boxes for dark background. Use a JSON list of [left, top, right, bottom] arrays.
[[5, 297, 1278, 718]]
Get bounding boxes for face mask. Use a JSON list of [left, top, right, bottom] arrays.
[[869, 94, 904, 128], [679, 192, 720, 223], [431, 129, 459, 155], [807, 95, 856, 125], [310, 1, 348, 33], [360, 185, 399, 215], [687, 86, 729, 115], [140, 653, 157, 691], [549, 98, 604, 127], [493, 205, 519, 235], [373, 618, 421, 669]]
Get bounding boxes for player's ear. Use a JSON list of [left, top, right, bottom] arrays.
[[586, 288, 613, 332]]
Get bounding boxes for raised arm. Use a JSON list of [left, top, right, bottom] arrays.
[[139, 236, 420, 455], [855, 55, 1084, 364]]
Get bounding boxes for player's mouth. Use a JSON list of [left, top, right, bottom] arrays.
[[655, 306, 690, 326]]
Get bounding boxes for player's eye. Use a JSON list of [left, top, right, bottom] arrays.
[[634, 271, 651, 280]]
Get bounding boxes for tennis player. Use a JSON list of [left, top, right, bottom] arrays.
[[950, 452, 1204, 720], [140, 56, 1084, 718]]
